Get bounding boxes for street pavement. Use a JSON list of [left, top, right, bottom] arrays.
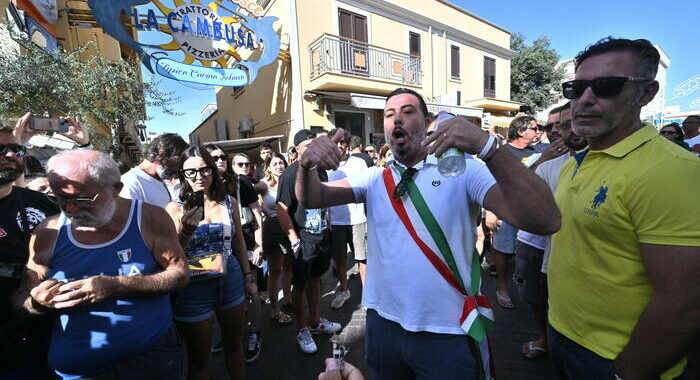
[[209, 260, 557, 380]]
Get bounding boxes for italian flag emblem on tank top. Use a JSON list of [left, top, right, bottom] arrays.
[[383, 165, 496, 380]]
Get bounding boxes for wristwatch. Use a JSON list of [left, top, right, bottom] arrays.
[[245, 273, 255, 283]]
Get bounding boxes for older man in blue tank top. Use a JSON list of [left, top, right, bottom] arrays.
[[16, 149, 189, 379]]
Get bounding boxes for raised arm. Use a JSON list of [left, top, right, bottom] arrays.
[[425, 117, 560, 235], [295, 129, 356, 209]]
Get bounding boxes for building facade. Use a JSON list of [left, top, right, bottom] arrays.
[[190, 0, 518, 151]]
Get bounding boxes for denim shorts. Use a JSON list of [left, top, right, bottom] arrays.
[[174, 256, 245, 323], [492, 220, 518, 254]]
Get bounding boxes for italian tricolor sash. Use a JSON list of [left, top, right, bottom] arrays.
[[383, 165, 496, 380]]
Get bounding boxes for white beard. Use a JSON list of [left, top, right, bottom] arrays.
[[67, 197, 117, 228]]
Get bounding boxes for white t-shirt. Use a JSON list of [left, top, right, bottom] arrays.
[[685, 135, 700, 156], [348, 155, 496, 334], [535, 153, 571, 273], [515, 154, 548, 250], [328, 156, 368, 226], [119, 167, 171, 208]]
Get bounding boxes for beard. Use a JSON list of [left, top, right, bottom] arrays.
[[563, 133, 588, 151], [0, 157, 24, 185], [67, 197, 117, 228]]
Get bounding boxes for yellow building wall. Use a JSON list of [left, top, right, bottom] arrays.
[[295, 0, 512, 104], [194, 0, 514, 151], [191, 0, 294, 148]]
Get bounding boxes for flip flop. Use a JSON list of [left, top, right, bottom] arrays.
[[522, 341, 548, 360], [496, 290, 514, 309]]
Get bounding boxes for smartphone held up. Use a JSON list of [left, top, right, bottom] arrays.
[[28, 116, 69, 133]]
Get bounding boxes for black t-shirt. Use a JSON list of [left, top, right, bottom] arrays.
[[235, 175, 258, 206], [504, 144, 536, 164], [0, 187, 60, 324], [276, 161, 328, 233], [351, 152, 374, 167], [254, 165, 265, 182]]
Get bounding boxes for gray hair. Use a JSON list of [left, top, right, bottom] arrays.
[[47, 150, 121, 187]]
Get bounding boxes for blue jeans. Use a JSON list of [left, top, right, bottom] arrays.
[[365, 309, 479, 380], [548, 324, 614, 380]]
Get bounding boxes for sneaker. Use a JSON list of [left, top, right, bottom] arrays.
[[244, 332, 262, 363], [331, 290, 351, 309], [310, 317, 342, 335], [210, 341, 223, 353], [297, 328, 317, 354]]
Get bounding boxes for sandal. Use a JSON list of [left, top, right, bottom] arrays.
[[496, 290, 514, 309], [521, 341, 548, 360], [271, 310, 293, 325]]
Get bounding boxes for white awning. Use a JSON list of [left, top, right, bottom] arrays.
[[206, 135, 285, 154], [350, 93, 387, 109], [426, 103, 483, 119], [350, 93, 483, 119]]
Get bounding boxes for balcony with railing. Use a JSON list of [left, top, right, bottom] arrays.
[[309, 34, 422, 90]]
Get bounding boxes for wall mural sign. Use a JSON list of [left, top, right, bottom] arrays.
[[88, 0, 280, 86]]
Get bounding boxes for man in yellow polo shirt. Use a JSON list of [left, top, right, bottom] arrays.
[[548, 37, 700, 380]]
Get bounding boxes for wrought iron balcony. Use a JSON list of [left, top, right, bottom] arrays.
[[309, 34, 422, 87]]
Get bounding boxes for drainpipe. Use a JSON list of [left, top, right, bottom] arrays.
[[443, 29, 447, 99], [288, 0, 305, 145], [429, 24, 433, 100]]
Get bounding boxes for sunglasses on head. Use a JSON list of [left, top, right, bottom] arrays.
[[562, 76, 651, 100], [211, 155, 227, 161], [182, 167, 214, 179], [0, 143, 26, 157]]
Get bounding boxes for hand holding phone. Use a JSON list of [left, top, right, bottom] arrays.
[[28, 116, 69, 133], [183, 190, 205, 224]]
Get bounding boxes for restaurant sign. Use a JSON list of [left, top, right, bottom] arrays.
[[88, 0, 280, 86]]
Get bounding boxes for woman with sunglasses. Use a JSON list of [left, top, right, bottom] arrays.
[[659, 123, 691, 151], [205, 146, 265, 363], [165, 146, 256, 380], [256, 152, 294, 324]]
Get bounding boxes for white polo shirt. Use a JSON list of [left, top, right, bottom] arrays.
[[347, 155, 495, 334]]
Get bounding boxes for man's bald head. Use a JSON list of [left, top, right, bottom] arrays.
[[47, 150, 121, 188]]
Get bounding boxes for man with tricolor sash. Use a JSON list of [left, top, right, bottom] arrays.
[[294, 88, 561, 379]]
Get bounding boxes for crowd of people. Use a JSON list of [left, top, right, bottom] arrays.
[[0, 36, 698, 380]]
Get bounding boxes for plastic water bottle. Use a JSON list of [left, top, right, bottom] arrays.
[[434, 111, 466, 177]]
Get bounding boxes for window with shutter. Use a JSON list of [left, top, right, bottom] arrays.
[[409, 32, 420, 57], [484, 57, 496, 97], [451, 45, 460, 79]]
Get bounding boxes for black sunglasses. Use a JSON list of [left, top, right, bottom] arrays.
[[211, 155, 227, 162], [0, 143, 26, 157], [659, 130, 678, 136], [392, 168, 418, 199], [235, 162, 250, 167], [182, 167, 214, 179], [562, 76, 651, 100]]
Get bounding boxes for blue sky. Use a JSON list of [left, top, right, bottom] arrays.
[[142, 0, 700, 136]]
